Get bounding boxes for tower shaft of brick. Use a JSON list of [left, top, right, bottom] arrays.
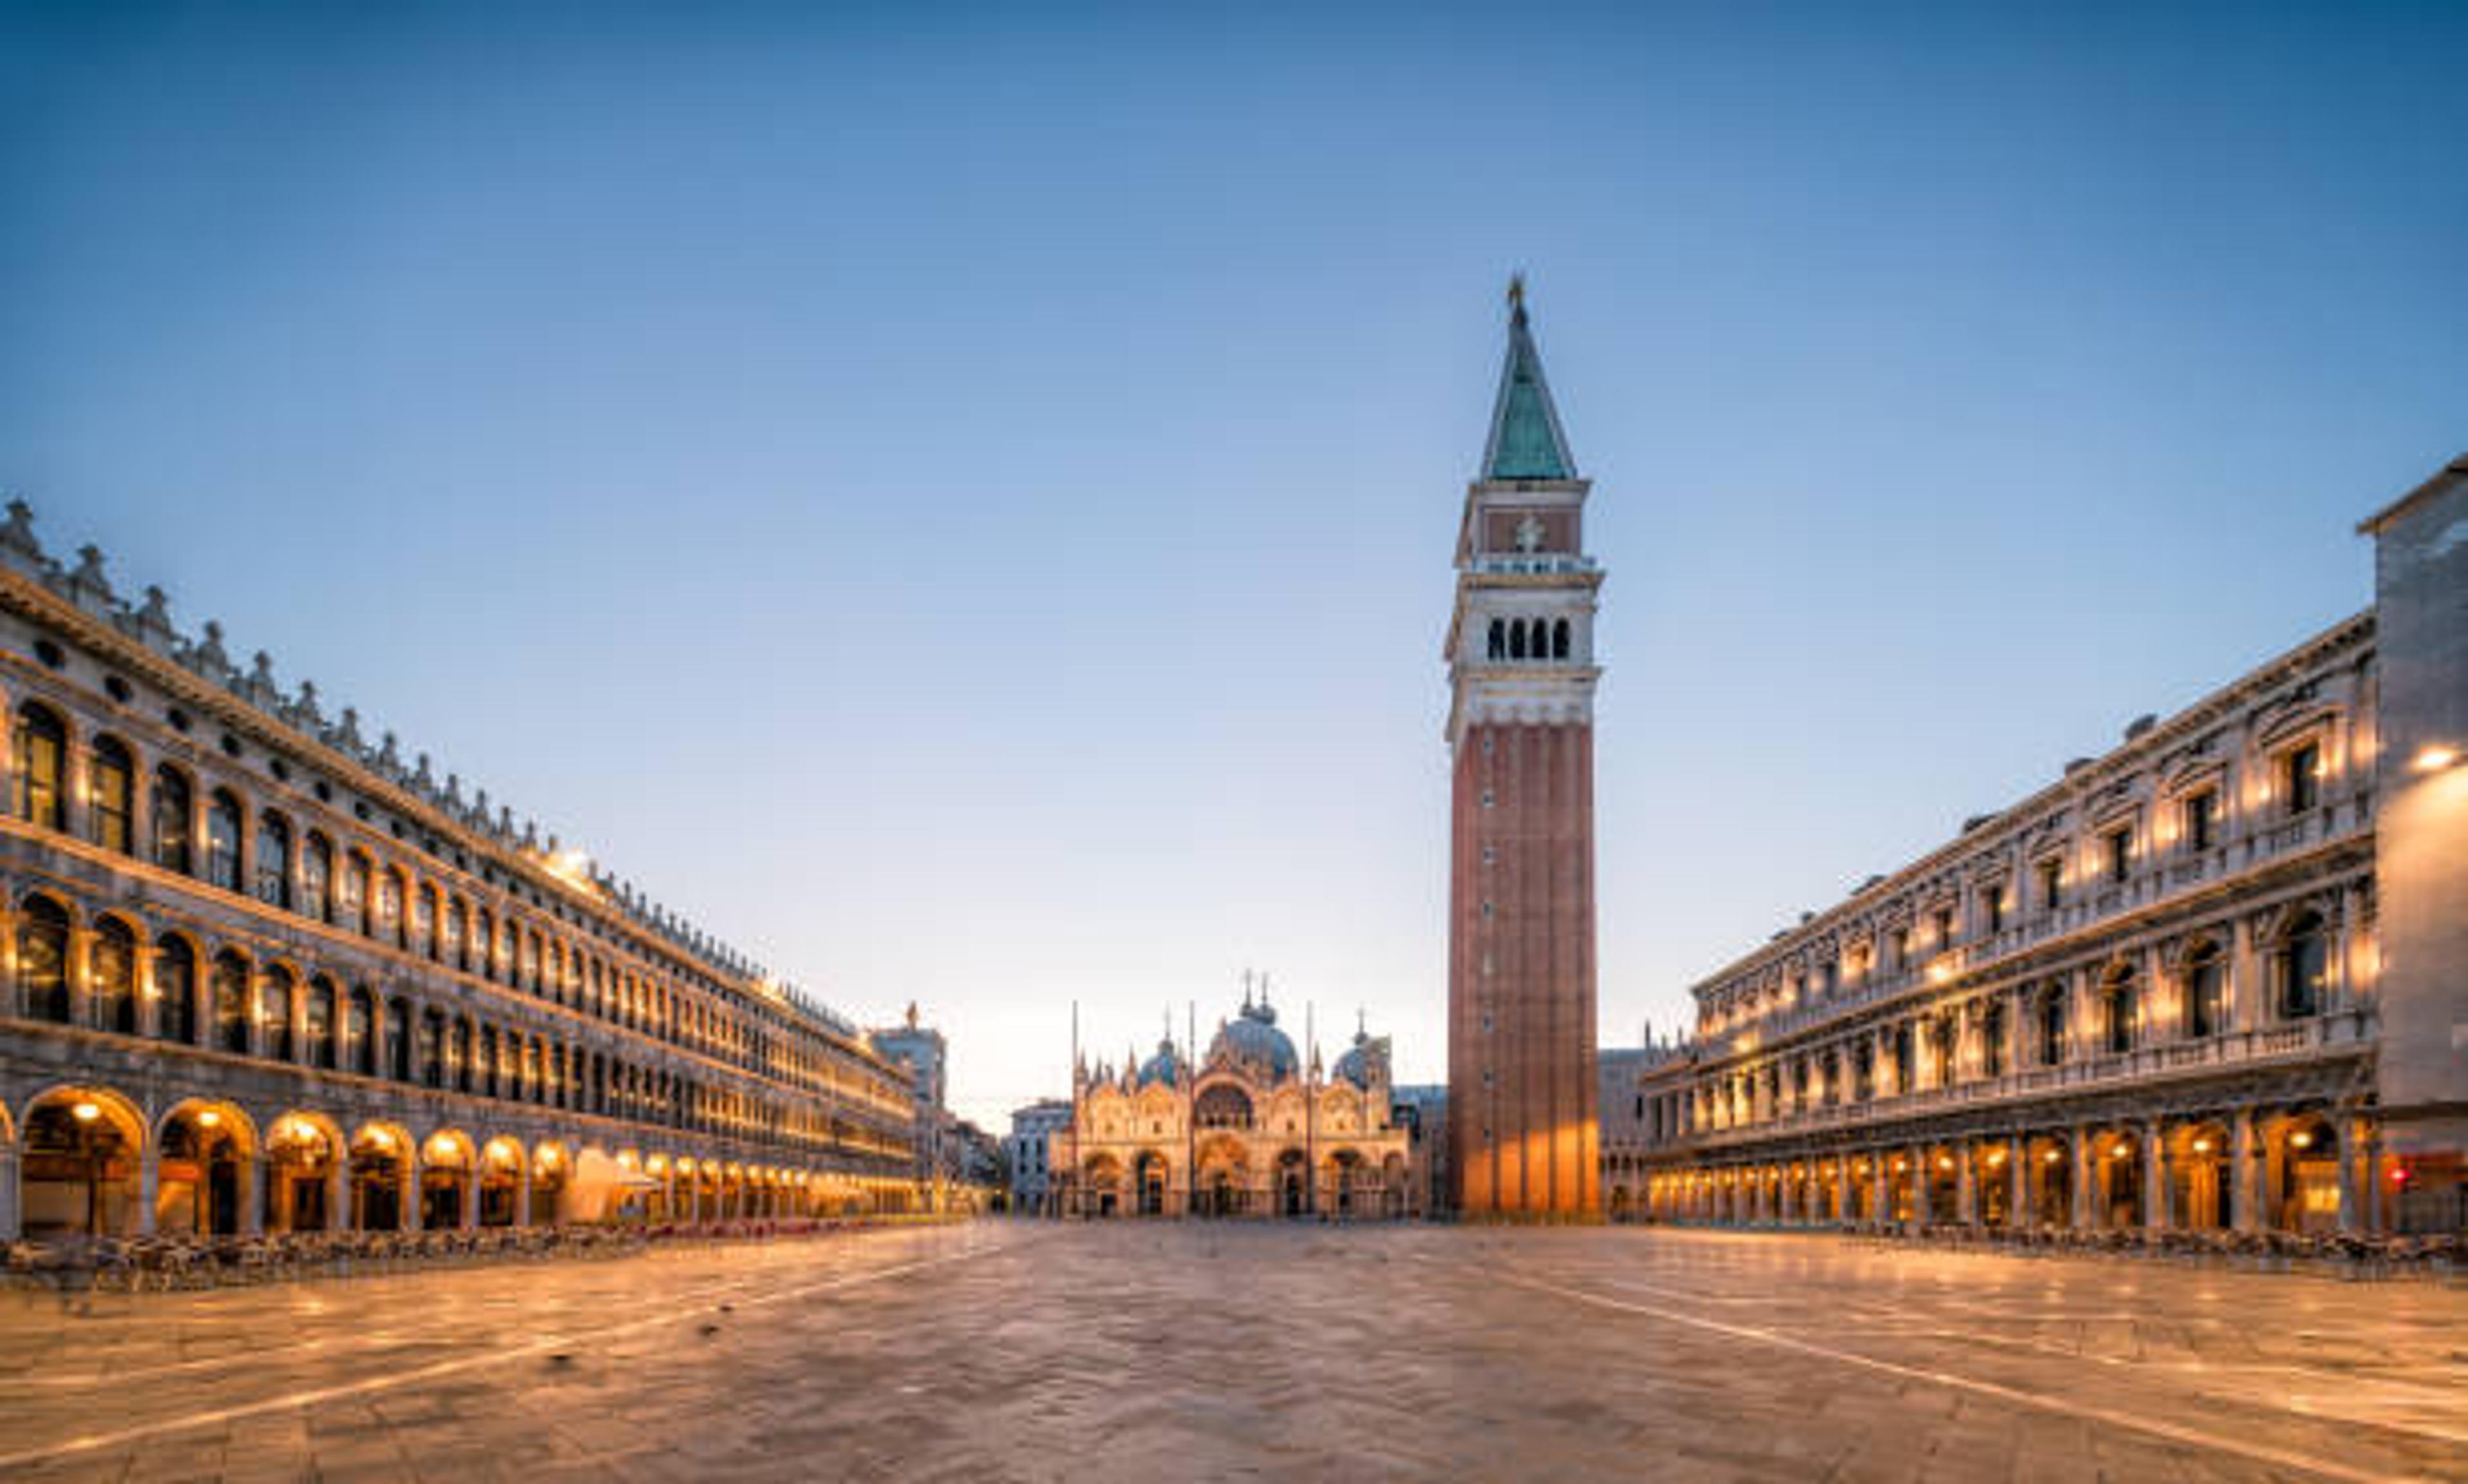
[[1444, 286, 1603, 1218]]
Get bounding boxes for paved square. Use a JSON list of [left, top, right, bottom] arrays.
[[1, 1224, 2461, 1481]]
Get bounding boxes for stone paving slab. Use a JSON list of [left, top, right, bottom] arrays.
[[0, 1224, 2461, 1481]]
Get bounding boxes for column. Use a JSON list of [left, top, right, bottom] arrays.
[[517, 1167, 535, 1228], [66, 927, 94, 1029], [402, 1154, 422, 1231], [1868, 1156, 1888, 1226], [1906, 1145, 1926, 1226], [329, 1154, 351, 1231], [1956, 1147, 1977, 1228], [461, 1166, 480, 1230], [137, 1143, 159, 1237], [2070, 1127, 2093, 1229], [2363, 1125, 2384, 1233], [240, 1154, 264, 1236], [1834, 1154, 1851, 1222], [0, 1149, 19, 1241], [2008, 1137, 2029, 1227], [2231, 916, 2262, 1035], [2143, 1124, 2170, 1231], [2231, 1113, 2261, 1232], [2335, 1118, 2359, 1235]]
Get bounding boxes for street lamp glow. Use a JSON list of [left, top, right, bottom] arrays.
[[71, 1100, 100, 1122]]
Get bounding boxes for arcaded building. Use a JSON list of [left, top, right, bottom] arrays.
[[1444, 283, 1603, 1218], [0, 503, 918, 1242], [1060, 991, 1411, 1219], [1611, 458, 2467, 1238]]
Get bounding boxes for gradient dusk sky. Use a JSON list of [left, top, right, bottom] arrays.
[[4, 3, 2463, 1131]]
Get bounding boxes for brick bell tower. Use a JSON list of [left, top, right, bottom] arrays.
[[1445, 278, 1602, 1219]]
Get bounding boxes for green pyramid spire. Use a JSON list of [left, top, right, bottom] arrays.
[[1481, 276, 1575, 481]]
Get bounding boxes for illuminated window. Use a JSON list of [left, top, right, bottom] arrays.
[[91, 916, 138, 1035], [2102, 964, 2137, 1054], [2037, 985, 2066, 1066], [2275, 911, 2326, 1018], [90, 737, 134, 853], [156, 934, 197, 1044], [2284, 742, 2320, 816], [255, 812, 292, 909], [205, 789, 243, 892], [2185, 940, 2224, 1037], [2184, 790, 2217, 852], [16, 894, 69, 1023], [303, 834, 333, 922], [12, 703, 64, 830], [152, 765, 193, 873]]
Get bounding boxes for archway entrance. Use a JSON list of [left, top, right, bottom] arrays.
[[420, 1133, 473, 1230], [159, 1105, 250, 1237], [1278, 1149, 1307, 1217], [19, 1091, 141, 1238], [1133, 1152, 1168, 1217], [265, 1115, 336, 1233], [351, 1127, 406, 1231]]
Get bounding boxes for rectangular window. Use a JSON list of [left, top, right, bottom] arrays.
[[2039, 859, 2062, 911], [1888, 927, 1909, 972], [1984, 882, 2007, 934], [2185, 790, 2217, 852], [2104, 827, 2132, 884], [1933, 907, 1954, 948], [2284, 742, 2320, 815]]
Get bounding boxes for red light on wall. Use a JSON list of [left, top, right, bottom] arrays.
[[2391, 1166, 2410, 1186]]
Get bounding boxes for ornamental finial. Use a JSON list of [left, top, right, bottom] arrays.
[[1507, 272, 1526, 313]]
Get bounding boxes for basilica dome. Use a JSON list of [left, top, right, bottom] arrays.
[[1207, 999, 1298, 1080], [1134, 1039, 1183, 1088]]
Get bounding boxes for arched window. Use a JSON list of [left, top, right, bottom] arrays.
[[12, 702, 66, 829], [91, 916, 138, 1035], [444, 898, 467, 970], [212, 949, 252, 1055], [340, 852, 370, 935], [151, 765, 193, 873], [2102, 964, 2138, 1055], [346, 985, 375, 1076], [205, 789, 243, 891], [90, 737, 134, 853], [413, 885, 436, 959], [262, 966, 296, 1062], [255, 812, 292, 908], [1509, 620, 1526, 659], [375, 869, 404, 947], [473, 907, 494, 979], [451, 1016, 473, 1093], [479, 1024, 501, 1098], [305, 975, 336, 1069], [417, 1008, 444, 1089], [2276, 911, 2327, 1019], [385, 997, 413, 1082], [1487, 618, 1505, 660], [156, 934, 197, 1044], [2039, 985, 2067, 1065], [303, 833, 333, 923], [1553, 618, 1570, 659], [2184, 940, 2225, 1038], [17, 895, 70, 1022]]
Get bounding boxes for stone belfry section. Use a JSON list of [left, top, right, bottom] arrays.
[[1444, 281, 1603, 1218]]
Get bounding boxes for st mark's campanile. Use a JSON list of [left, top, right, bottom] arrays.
[[1445, 280, 1602, 1218]]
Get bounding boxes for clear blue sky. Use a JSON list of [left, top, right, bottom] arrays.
[[5, 3, 2462, 1132]]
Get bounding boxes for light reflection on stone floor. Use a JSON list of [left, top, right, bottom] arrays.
[[0, 1222, 2461, 1481]]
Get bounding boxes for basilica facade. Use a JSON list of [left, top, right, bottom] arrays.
[[1060, 993, 1413, 1219]]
